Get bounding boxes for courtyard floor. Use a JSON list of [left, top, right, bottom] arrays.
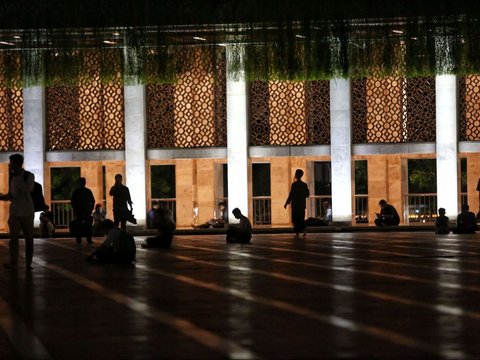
[[0, 231, 479, 359]]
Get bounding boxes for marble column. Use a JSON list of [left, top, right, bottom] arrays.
[[23, 86, 45, 186], [436, 75, 458, 219], [124, 85, 147, 226], [226, 45, 249, 223], [330, 79, 353, 224]]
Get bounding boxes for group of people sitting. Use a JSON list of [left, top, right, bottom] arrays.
[[86, 205, 252, 265], [435, 204, 480, 234], [39, 203, 107, 239]]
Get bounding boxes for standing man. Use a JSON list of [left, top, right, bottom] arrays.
[[284, 169, 310, 240], [109, 174, 133, 230], [0, 154, 35, 270], [71, 177, 95, 244]]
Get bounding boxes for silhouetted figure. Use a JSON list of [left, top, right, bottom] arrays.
[[146, 200, 160, 229], [284, 169, 310, 239], [453, 204, 478, 234], [39, 205, 55, 238], [435, 208, 449, 234], [193, 201, 228, 229], [0, 154, 35, 271], [305, 200, 332, 227], [86, 220, 136, 264], [142, 208, 176, 249], [226, 208, 252, 244], [109, 174, 133, 230], [71, 177, 95, 244], [375, 199, 400, 227], [92, 203, 107, 235], [477, 177, 480, 206]]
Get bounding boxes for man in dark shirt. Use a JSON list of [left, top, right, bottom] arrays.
[[284, 169, 310, 240], [453, 204, 478, 234], [71, 177, 95, 244], [109, 174, 133, 230], [375, 199, 400, 226]]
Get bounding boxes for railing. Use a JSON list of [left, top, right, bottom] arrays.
[[355, 195, 369, 224], [51, 200, 75, 228], [151, 198, 176, 222], [404, 193, 437, 223], [252, 196, 271, 225], [310, 195, 332, 219]]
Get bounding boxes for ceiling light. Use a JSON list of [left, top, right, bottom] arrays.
[[103, 40, 116, 45], [0, 41, 14, 46], [193, 36, 206, 41], [392, 30, 403, 34], [295, 35, 306, 39]]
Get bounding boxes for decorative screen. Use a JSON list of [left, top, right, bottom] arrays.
[[249, 80, 330, 146], [147, 48, 226, 148], [46, 50, 124, 150], [459, 75, 480, 141], [0, 52, 23, 151], [353, 76, 435, 143]]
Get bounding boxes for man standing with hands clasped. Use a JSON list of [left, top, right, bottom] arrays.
[[0, 154, 35, 271]]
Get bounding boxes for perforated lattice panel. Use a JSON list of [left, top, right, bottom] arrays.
[[0, 52, 23, 151], [249, 80, 330, 146], [404, 77, 436, 142], [46, 50, 124, 150], [353, 76, 435, 143], [147, 48, 226, 148], [459, 75, 480, 141]]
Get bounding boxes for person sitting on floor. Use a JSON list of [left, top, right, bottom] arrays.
[[435, 207, 450, 234], [374, 199, 400, 227], [86, 219, 136, 264], [146, 200, 160, 229], [193, 201, 228, 229], [39, 205, 55, 238], [92, 203, 107, 235], [142, 207, 176, 249], [226, 208, 252, 244], [453, 204, 478, 234], [305, 200, 332, 226]]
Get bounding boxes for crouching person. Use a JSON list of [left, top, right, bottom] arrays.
[[86, 219, 136, 264], [226, 208, 252, 244], [142, 208, 176, 249]]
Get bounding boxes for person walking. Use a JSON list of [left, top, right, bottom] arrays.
[[0, 154, 35, 271], [109, 174, 133, 230], [284, 169, 310, 240], [71, 177, 95, 244]]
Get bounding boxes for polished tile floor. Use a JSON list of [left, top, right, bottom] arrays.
[[0, 232, 479, 359]]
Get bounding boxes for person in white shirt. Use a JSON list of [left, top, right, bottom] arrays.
[[0, 154, 35, 271]]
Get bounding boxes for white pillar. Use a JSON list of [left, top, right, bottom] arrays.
[[23, 86, 45, 186], [226, 45, 249, 223], [330, 78, 353, 224], [124, 85, 147, 226], [436, 75, 458, 219]]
